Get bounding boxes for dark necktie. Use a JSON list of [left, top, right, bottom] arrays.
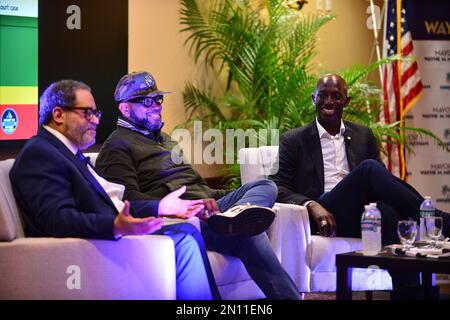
[[76, 151, 91, 166]]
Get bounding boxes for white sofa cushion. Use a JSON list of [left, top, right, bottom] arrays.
[[0, 235, 176, 299], [0, 159, 25, 241], [0, 157, 177, 299], [309, 235, 363, 273]]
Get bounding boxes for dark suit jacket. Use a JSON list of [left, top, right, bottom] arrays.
[[9, 127, 159, 240], [269, 120, 379, 205]]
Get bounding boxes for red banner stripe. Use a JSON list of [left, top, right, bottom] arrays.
[[401, 40, 413, 56], [401, 62, 419, 86], [402, 81, 423, 108], [0, 104, 38, 140]]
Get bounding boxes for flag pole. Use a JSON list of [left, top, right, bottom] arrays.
[[369, 0, 384, 84], [395, 0, 407, 180]]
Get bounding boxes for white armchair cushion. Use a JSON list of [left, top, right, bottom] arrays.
[[238, 148, 264, 184], [309, 236, 363, 273], [0, 235, 176, 299], [270, 203, 311, 293], [0, 159, 25, 241], [1, 156, 178, 300]]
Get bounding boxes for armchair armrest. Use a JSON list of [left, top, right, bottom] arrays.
[[0, 235, 176, 299], [268, 202, 312, 292]]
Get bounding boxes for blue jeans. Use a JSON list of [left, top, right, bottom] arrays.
[[202, 179, 301, 300], [216, 179, 278, 210], [155, 223, 214, 300]]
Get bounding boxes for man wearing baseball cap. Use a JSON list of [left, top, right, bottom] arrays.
[[96, 71, 301, 299]]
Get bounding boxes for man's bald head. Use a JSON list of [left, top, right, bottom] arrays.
[[315, 74, 348, 96]]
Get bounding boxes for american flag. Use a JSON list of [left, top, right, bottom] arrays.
[[381, 0, 423, 180]]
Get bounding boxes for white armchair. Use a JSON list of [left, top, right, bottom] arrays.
[[239, 146, 393, 293], [0, 158, 176, 299]]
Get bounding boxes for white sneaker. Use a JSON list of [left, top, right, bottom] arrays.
[[208, 203, 275, 236]]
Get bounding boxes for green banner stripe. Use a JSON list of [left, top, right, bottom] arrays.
[[0, 24, 37, 86], [0, 15, 37, 28]]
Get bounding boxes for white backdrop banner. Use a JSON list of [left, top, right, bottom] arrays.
[[404, 0, 450, 211]]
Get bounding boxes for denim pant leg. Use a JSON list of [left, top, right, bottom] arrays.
[[201, 221, 301, 300], [216, 179, 277, 212], [155, 223, 217, 300]]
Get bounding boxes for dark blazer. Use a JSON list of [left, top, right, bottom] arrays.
[[269, 120, 379, 205], [9, 127, 159, 240]]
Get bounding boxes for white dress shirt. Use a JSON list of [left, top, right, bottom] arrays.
[[316, 119, 350, 192], [43, 125, 125, 213]]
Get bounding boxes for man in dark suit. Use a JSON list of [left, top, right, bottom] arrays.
[[270, 74, 450, 298], [9, 79, 218, 300]]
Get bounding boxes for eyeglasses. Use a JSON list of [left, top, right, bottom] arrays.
[[127, 95, 164, 108], [62, 106, 102, 120]]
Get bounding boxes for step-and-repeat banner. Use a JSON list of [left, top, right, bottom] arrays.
[[405, 0, 450, 211]]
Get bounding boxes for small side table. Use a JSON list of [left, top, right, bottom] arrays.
[[336, 250, 450, 300]]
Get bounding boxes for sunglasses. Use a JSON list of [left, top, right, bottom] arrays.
[[127, 95, 164, 107], [62, 106, 102, 120]]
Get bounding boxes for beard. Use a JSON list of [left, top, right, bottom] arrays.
[[65, 123, 96, 150], [130, 108, 163, 132]]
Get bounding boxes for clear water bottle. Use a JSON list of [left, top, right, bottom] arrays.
[[419, 196, 435, 240], [361, 203, 382, 256]]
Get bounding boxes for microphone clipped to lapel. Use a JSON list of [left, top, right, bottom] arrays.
[[344, 132, 352, 145]]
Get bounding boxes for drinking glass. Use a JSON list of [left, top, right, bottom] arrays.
[[397, 220, 417, 250], [424, 216, 443, 248]]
